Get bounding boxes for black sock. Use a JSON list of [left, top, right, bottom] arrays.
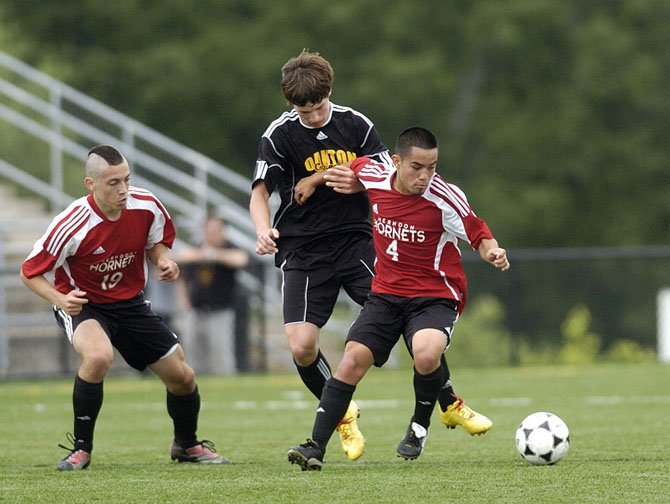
[[311, 378, 355, 453], [72, 375, 103, 453], [412, 365, 444, 429], [437, 355, 458, 410], [295, 350, 332, 399], [167, 385, 200, 448]]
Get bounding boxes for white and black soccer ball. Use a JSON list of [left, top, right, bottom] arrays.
[[515, 412, 570, 465]]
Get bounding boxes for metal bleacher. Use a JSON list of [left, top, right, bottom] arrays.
[[0, 50, 283, 377]]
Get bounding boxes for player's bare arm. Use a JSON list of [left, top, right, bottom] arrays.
[[323, 164, 365, 194], [294, 171, 326, 205], [147, 243, 179, 282], [209, 247, 249, 268], [19, 270, 88, 315], [250, 183, 279, 255], [177, 246, 249, 269], [478, 238, 510, 271]]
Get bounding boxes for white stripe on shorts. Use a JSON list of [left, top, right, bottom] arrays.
[[53, 305, 74, 343]]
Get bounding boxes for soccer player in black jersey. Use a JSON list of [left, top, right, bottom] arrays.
[[250, 51, 490, 462], [250, 50, 384, 460]]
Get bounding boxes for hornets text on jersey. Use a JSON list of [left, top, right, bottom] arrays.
[[350, 157, 493, 310]]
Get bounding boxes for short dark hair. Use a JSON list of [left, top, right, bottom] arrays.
[[87, 145, 125, 166], [395, 127, 438, 157], [281, 50, 334, 107]]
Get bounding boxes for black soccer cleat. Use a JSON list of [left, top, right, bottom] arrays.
[[396, 422, 428, 460], [287, 439, 324, 471]]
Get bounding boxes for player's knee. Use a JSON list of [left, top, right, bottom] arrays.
[[166, 364, 196, 394], [81, 350, 114, 375], [335, 346, 372, 384], [286, 334, 318, 364], [290, 345, 318, 364], [412, 351, 440, 375]]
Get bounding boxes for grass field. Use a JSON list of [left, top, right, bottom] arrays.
[[1, 363, 668, 503]]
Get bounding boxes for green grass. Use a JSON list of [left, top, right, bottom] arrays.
[[1, 363, 668, 503]]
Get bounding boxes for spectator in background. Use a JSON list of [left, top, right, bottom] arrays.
[[145, 262, 179, 328], [174, 216, 249, 375]]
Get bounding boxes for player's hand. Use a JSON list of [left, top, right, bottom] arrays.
[[157, 258, 180, 281], [294, 177, 317, 205], [487, 248, 510, 271], [60, 290, 89, 315], [324, 165, 365, 194], [256, 228, 279, 255]]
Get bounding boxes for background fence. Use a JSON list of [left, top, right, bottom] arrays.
[[1, 51, 668, 379], [2, 241, 667, 379]]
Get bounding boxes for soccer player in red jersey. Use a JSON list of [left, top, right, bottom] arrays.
[[288, 127, 510, 470], [21, 145, 229, 470]]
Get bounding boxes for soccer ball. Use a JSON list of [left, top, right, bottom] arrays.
[[515, 412, 570, 465]]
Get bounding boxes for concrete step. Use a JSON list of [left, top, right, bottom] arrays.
[[0, 184, 51, 272], [4, 285, 48, 312], [1, 183, 62, 376], [0, 184, 47, 217]]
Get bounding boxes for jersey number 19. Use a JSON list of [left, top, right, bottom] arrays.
[[101, 272, 123, 290]]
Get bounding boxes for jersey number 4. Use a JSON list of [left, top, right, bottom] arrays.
[[386, 239, 399, 262], [101, 272, 123, 290]]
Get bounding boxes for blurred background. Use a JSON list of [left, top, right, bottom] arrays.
[[1, 0, 668, 378]]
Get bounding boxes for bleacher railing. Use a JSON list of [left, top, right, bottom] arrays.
[[0, 50, 280, 376]]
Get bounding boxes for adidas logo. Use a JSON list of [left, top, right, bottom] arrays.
[[93, 246, 106, 255], [316, 407, 325, 413], [372, 203, 379, 214], [316, 131, 328, 140]]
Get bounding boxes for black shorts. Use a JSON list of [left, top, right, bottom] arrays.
[[346, 293, 458, 367], [53, 293, 179, 371], [280, 232, 375, 327]]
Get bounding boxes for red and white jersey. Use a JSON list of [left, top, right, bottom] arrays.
[[350, 157, 493, 308], [22, 187, 175, 304]]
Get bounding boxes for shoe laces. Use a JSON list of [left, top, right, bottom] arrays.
[[58, 433, 90, 463], [450, 397, 475, 419], [402, 424, 427, 448], [336, 417, 354, 441], [192, 439, 218, 454], [300, 439, 319, 449], [404, 431, 420, 446], [58, 432, 77, 455]]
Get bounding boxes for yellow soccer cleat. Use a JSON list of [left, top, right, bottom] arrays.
[[336, 400, 365, 460], [440, 397, 493, 435]]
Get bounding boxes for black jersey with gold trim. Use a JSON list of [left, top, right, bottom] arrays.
[[253, 103, 390, 257]]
